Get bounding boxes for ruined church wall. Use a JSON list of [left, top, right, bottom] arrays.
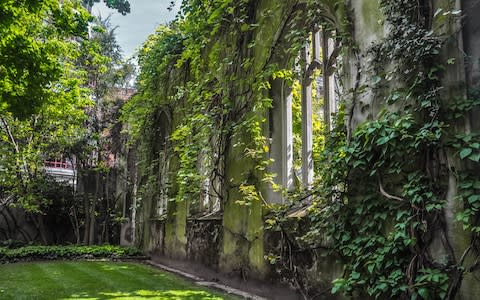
[[117, 0, 480, 298], [343, 1, 480, 299], [128, 0, 305, 280]]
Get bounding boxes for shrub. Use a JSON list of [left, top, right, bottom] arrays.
[[0, 245, 143, 263]]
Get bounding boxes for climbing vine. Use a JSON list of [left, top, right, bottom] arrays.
[[124, 0, 479, 298], [283, 0, 480, 299], [124, 0, 311, 212]]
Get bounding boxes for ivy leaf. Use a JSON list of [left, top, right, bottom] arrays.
[[468, 195, 480, 204], [240, 23, 250, 32], [468, 153, 480, 162], [459, 148, 472, 159], [473, 181, 480, 189], [376, 136, 390, 145], [462, 135, 472, 142], [434, 8, 443, 17], [372, 76, 382, 85], [418, 288, 430, 299], [351, 271, 360, 280], [331, 279, 346, 294], [367, 263, 375, 273], [352, 160, 363, 168], [447, 58, 456, 65]]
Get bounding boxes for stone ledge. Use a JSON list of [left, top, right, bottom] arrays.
[[145, 260, 268, 300]]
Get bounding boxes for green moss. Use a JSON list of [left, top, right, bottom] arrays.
[[164, 199, 188, 259], [220, 197, 266, 278], [247, 199, 267, 277], [219, 130, 267, 278], [141, 194, 154, 251], [221, 199, 247, 272], [176, 200, 189, 250], [361, 0, 383, 34], [253, 1, 292, 74]]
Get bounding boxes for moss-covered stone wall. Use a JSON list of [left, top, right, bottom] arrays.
[[341, 1, 480, 298], [117, 0, 480, 298], [127, 0, 303, 280]]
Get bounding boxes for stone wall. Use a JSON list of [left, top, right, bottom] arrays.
[[117, 0, 480, 298], [125, 0, 303, 282], [186, 218, 223, 268], [0, 206, 74, 244]]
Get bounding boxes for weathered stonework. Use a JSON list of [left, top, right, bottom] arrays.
[[115, 0, 480, 298]]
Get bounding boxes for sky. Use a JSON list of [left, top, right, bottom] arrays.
[[92, 0, 181, 59]]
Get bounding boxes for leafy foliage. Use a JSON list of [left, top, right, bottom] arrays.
[[0, 245, 142, 263], [0, 0, 95, 214], [122, 0, 478, 299], [290, 1, 479, 299], [123, 0, 310, 211], [0, 0, 91, 118], [83, 0, 131, 15], [0, 1, 131, 245]]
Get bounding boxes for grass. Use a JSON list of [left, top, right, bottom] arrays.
[[0, 261, 239, 300]]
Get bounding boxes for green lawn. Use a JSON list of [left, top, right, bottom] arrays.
[[0, 261, 238, 300]]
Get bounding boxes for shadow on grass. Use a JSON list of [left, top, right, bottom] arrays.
[[61, 289, 226, 300], [0, 262, 234, 300]]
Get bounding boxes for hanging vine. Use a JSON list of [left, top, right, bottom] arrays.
[[123, 0, 479, 298], [282, 0, 480, 299]]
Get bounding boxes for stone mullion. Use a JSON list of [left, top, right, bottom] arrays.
[[281, 82, 294, 192], [301, 40, 314, 187]]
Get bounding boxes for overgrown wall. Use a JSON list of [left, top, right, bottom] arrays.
[[119, 0, 480, 299], [126, 0, 305, 281]]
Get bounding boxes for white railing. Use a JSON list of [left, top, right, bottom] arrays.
[[44, 160, 76, 186]]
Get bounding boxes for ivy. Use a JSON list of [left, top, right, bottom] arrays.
[[265, 0, 480, 299], [125, 0, 311, 213], [298, 1, 480, 299], [123, 0, 479, 298]]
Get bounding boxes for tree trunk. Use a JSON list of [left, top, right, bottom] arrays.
[[83, 193, 90, 244], [37, 215, 48, 245]]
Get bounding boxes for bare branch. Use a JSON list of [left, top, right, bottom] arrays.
[[377, 175, 405, 202]]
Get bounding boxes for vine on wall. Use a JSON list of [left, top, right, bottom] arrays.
[[279, 0, 480, 298], [123, 0, 479, 298], [124, 0, 310, 215]]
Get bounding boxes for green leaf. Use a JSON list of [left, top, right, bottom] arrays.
[[376, 136, 390, 145], [439, 291, 447, 299], [367, 263, 374, 273], [468, 195, 480, 204], [418, 288, 429, 299], [468, 153, 480, 162], [353, 160, 363, 168], [351, 271, 360, 280], [434, 8, 443, 17], [331, 279, 346, 294], [460, 148, 472, 159], [447, 58, 456, 65], [372, 76, 382, 84]]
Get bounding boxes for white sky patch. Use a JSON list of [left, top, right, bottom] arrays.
[[92, 0, 180, 59]]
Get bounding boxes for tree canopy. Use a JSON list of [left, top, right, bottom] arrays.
[[83, 0, 131, 15], [0, 0, 130, 222], [0, 0, 92, 118]]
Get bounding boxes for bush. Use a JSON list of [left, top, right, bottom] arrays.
[[0, 245, 143, 263]]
